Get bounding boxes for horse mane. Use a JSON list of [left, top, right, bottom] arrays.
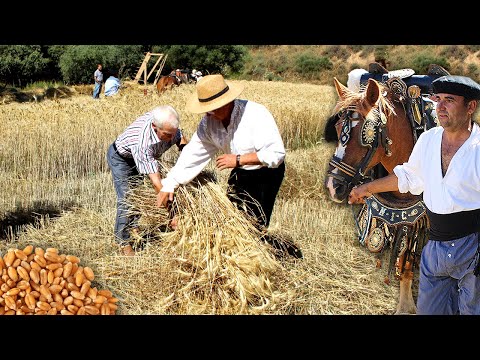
[[333, 81, 397, 121], [324, 79, 402, 143]]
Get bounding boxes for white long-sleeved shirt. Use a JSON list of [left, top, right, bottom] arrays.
[[161, 99, 285, 192], [393, 122, 480, 214]]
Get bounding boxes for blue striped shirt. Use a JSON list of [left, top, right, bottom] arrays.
[[114, 111, 182, 174]]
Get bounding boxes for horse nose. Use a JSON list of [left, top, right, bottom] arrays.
[[326, 176, 348, 203], [333, 179, 348, 198]]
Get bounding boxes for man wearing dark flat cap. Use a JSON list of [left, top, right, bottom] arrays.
[[348, 75, 480, 315], [156, 74, 302, 259]]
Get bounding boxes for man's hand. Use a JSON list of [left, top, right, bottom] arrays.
[[216, 154, 237, 170], [348, 184, 372, 205], [157, 190, 174, 207]]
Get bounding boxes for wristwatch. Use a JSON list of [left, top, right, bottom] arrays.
[[236, 154, 241, 167]]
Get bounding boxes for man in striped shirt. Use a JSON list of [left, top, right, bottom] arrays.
[[107, 105, 187, 256]]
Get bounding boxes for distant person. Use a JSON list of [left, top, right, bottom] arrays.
[[107, 105, 188, 256], [190, 69, 202, 83], [93, 63, 103, 99], [105, 73, 121, 97], [191, 69, 198, 82]]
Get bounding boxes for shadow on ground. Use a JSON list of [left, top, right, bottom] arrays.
[[0, 200, 78, 239], [0, 86, 74, 104]]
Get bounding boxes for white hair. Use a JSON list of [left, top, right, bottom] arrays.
[[151, 105, 180, 129], [347, 68, 369, 93]]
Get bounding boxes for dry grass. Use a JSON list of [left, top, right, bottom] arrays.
[[120, 176, 299, 314], [0, 79, 402, 315]]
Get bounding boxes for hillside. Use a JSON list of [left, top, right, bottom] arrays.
[[243, 45, 480, 85]]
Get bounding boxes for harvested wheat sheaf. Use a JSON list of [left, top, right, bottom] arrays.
[[120, 170, 299, 314], [0, 245, 119, 315]]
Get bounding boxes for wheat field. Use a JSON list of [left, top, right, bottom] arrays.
[[0, 80, 401, 315]]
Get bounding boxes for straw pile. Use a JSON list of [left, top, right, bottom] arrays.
[[118, 169, 298, 314]]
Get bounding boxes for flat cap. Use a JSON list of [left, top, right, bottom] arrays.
[[432, 75, 480, 100]]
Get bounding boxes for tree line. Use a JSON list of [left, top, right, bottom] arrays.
[[0, 45, 248, 88]]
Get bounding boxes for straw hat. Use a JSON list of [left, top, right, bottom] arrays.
[[186, 74, 244, 113]]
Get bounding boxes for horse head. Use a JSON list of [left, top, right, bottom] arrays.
[[324, 77, 414, 203], [324, 74, 433, 315]]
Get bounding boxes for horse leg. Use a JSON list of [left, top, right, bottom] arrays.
[[395, 260, 416, 314], [157, 82, 164, 94]]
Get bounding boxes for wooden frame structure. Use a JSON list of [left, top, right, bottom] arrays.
[[133, 52, 168, 87]]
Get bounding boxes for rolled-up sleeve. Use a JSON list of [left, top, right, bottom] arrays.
[[394, 163, 424, 195], [393, 132, 426, 195], [161, 127, 217, 192]]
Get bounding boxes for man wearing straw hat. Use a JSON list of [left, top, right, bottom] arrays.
[[107, 105, 188, 256], [157, 74, 302, 258]]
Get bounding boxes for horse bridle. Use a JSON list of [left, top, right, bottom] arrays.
[[327, 104, 393, 194]]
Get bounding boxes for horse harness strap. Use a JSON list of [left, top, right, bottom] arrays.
[[365, 195, 427, 226], [328, 102, 392, 191], [354, 194, 429, 278], [329, 77, 437, 197]]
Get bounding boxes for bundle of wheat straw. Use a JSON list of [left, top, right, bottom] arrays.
[[120, 170, 297, 314]]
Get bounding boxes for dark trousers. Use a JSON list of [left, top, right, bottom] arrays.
[[227, 162, 285, 229], [106, 143, 142, 246]]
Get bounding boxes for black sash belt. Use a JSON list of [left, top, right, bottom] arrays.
[[230, 162, 285, 180], [427, 208, 480, 241]]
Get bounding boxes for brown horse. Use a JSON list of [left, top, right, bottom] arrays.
[[156, 70, 191, 95], [324, 77, 433, 314], [156, 75, 181, 94]]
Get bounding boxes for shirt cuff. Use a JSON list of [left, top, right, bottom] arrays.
[[161, 177, 178, 193], [256, 150, 285, 168], [393, 166, 408, 193]]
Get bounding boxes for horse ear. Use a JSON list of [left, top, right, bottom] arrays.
[[333, 77, 350, 100], [364, 78, 381, 108]]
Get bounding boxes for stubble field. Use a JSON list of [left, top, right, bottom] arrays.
[[0, 80, 401, 315]]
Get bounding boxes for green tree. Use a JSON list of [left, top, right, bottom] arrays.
[[0, 45, 50, 87], [373, 45, 390, 68], [410, 55, 450, 74], [152, 45, 248, 76], [43, 45, 69, 80], [59, 45, 146, 84], [295, 53, 332, 77]]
